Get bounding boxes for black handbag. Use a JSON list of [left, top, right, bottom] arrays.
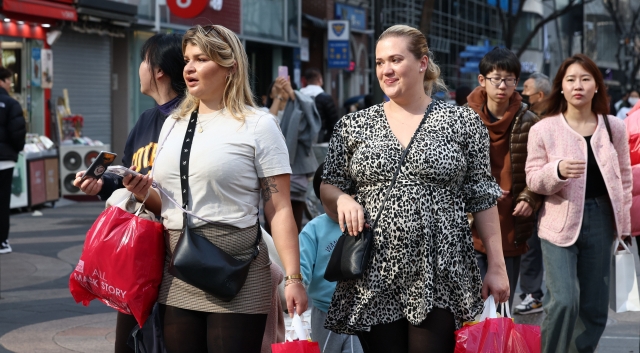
[[167, 110, 262, 302], [324, 102, 433, 282]]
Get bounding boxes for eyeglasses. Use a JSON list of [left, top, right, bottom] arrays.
[[484, 76, 518, 87]]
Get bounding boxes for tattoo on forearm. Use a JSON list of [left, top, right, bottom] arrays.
[[260, 177, 279, 201]]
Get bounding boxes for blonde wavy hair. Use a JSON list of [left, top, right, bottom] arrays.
[[378, 25, 448, 96], [174, 25, 256, 121]]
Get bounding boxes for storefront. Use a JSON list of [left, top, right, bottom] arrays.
[[0, 0, 78, 208], [130, 0, 301, 112]]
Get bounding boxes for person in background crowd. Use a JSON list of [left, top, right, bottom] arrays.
[[466, 47, 541, 309], [266, 76, 321, 233], [454, 86, 471, 106], [123, 25, 307, 353], [526, 54, 631, 353], [320, 24, 509, 352], [522, 72, 551, 116], [613, 91, 629, 115], [73, 33, 186, 353], [624, 99, 640, 257], [300, 68, 339, 143], [299, 163, 363, 353], [515, 71, 551, 315], [0, 67, 26, 255], [616, 89, 639, 119]]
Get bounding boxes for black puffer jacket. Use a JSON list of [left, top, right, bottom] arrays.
[[0, 87, 26, 161]]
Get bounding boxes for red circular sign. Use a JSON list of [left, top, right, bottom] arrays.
[[167, 0, 208, 19]]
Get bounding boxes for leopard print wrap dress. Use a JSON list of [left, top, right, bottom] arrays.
[[322, 100, 501, 334]]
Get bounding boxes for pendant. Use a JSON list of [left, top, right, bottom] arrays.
[[198, 126, 203, 133]]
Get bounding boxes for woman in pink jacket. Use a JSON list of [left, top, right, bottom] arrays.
[[525, 54, 632, 353], [624, 100, 640, 244]]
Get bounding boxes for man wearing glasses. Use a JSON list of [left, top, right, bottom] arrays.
[[465, 48, 542, 308]]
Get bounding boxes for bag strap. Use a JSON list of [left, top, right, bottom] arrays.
[[371, 101, 434, 229], [178, 110, 262, 255], [602, 114, 613, 143]]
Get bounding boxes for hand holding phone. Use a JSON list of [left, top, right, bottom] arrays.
[[81, 151, 117, 182], [106, 165, 141, 178]]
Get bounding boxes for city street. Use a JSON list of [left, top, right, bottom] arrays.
[[0, 200, 639, 352]]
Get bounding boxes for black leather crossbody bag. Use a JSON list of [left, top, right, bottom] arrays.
[[324, 102, 433, 282], [167, 110, 261, 302]]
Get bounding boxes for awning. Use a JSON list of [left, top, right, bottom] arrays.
[[2, 0, 77, 22]]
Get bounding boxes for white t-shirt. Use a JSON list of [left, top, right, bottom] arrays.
[[153, 106, 291, 230]]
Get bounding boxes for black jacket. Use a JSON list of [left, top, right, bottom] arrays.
[[315, 92, 339, 143], [0, 87, 26, 162], [98, 106, 169, 200]]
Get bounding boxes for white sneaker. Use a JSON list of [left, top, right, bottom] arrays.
[[514, 294, 543, 315], [0, 241, 12, 254]]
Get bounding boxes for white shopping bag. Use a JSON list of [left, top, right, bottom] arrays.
[[609, 237, 640, 313]]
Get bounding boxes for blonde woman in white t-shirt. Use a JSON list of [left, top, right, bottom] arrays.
[[123, 25, 307, 353]]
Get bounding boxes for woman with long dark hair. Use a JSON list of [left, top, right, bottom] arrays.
[[73, 33, 186, 353], [526, 54, 632, 353]]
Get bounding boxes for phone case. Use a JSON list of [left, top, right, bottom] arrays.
[[83, 151, 117, 180], [278, 66, 288, 78]]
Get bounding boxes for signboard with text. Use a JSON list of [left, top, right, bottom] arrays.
[[328, 20, 350, 69], [335, 3, 366, 31]]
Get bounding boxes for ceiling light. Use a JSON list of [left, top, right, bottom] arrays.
[[42, 24, 51, 28], [4, 18, 10, 23], [17, 21, 24, 25]]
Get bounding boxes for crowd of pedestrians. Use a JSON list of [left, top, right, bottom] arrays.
[[0, 19, 628, 353]]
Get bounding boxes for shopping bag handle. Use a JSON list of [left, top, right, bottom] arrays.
[[479, 295, 511, 321], [480, 295, 498, 321], [614, 236, 632, 254], [500, 301, 511, 319], [284, 312, 311, 342]]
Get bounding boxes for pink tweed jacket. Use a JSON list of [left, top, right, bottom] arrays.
[[525, 113, 632, 247]]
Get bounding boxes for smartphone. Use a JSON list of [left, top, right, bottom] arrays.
[[105, 165, 141, 178], [278, 65, 288, 79], [81, 151, 117, 181]]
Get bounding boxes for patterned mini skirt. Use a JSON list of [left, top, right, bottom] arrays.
[[157, 222, 272, 314]]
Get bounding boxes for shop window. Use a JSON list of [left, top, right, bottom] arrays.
[[513, 12, 543, 51], [287, 0, 299, 43], [243, 0, 285, 41]]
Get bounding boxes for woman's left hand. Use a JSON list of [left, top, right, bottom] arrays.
[[284, 282, 308, 317], [122, 166, 152, 200], [482, 263, 510, 304]]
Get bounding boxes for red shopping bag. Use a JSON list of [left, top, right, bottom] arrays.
[[271, 340, 321, 353], [68, 205, 164, 327], [454, 296, 540, 353]]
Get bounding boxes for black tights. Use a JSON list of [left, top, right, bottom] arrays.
[[159, 304, 267, 353], [356, 308, 456, 353], [115, 312, 137, 353]]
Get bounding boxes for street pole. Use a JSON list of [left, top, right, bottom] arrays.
[[372, 0, 384, 105]]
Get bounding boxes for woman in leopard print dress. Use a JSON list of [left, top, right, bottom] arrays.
[[320, 25, 510, 353]]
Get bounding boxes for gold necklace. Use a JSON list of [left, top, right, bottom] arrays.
[[197, 109, 224, 133]]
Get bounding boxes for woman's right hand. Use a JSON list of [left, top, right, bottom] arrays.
[[336, 194, 364, 236], [122, 166, 152, 201], [73, 171, 103, 196], [558, 159, 586, 179]]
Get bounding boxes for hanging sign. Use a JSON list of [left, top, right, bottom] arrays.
[[166, 0, 208, 18], [31, 48, 41, 87], [41, 49, 53, 89]]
